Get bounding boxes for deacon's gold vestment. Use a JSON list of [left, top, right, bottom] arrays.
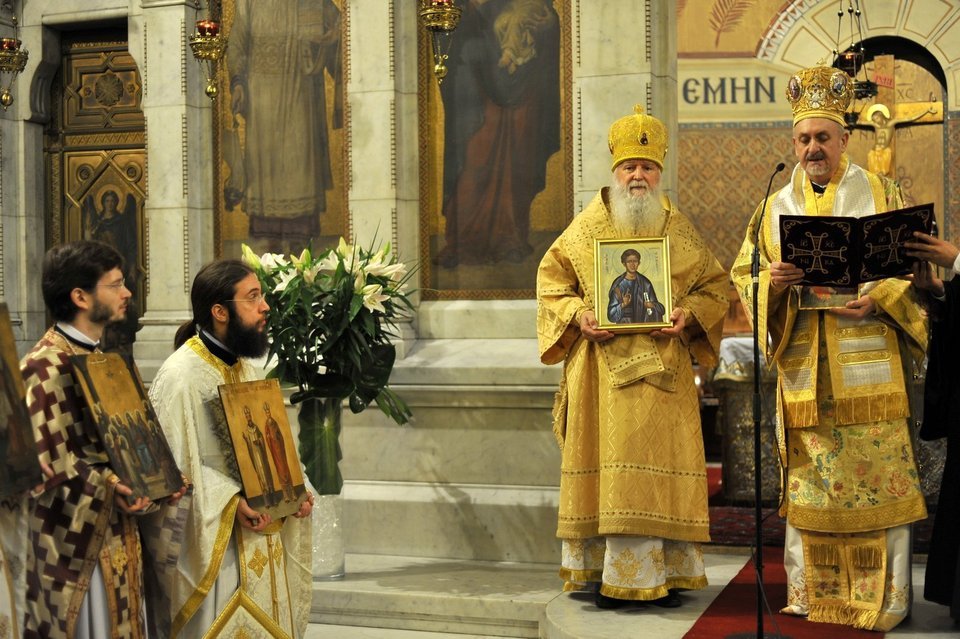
[[537, 190, 728, 542], [146, 336, 312, 638], [731, 156, 928, 631]]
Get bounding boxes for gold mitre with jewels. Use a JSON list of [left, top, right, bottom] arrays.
[[785, 65, 853, 126], [608, 105, 668, 171]]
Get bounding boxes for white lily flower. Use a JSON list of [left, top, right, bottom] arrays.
[[303, 262, 322, 285], [366, 261, 406, 281], [336, 237, 355, 259], [290, 248, 311, 271], [361, 283, 389, 313], [274, 269, 297, 293], [354, 268, 366, 293], [316, 251, 340, 273], [240, 244, 261, 270], [260, 252, 289, 273]]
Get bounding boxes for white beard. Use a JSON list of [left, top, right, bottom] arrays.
[[608, 179, 663, 236]]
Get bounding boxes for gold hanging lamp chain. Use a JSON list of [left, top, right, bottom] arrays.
[[188, 0, 227, 99], [419, 0, 462, 33], [418, 0, 461, 83], [0, 1, 27, 109]]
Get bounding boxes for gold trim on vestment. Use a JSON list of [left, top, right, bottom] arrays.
[[203, 589, 291, 639], [559, 567, 603, 584], [171, 494, 240, 638], [835, 350, 890, 364], [121, 515, 147, 639], [599, 575, 707, 602], [187, 335, 246, 384], [265, 534, 280, 623], [788, 494, 926, 533], [835, 324, 887, 339], [98, 545, 122, 636]]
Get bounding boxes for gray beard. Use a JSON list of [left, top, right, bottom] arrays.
[[608, 180, 663, 236]]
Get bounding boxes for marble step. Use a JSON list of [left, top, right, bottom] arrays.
[[309, 553, 559, 638], [306, 551, 956, 638], [342, 481, 561, 564]]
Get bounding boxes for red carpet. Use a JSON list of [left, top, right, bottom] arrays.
[[683, 548, 883, 639]]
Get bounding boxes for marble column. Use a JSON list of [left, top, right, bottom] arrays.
[[575, 0, 678, 208], [348, 0, 419, 354], [131, 0, 215, 376]]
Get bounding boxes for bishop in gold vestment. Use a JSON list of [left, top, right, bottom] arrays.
[[537, 107, 727, 608], [731, 65, 927, 632]]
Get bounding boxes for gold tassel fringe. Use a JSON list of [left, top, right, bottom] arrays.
[[808, 543, 840, 567], [851, 544, 883, 569]]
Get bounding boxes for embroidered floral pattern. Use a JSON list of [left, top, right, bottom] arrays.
[[810, 564, 844, 600], [587, 540, 606, 568], [788, 419, 921, 512], [609, 548, 642, 583]]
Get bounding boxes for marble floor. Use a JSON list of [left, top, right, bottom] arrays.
[[304, 550, 959, 639]]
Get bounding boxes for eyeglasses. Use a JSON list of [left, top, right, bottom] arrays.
[[225, 291, 267, 305], [97, 278, 127, 290]]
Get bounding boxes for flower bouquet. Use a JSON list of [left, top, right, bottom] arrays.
[[242, 238, 413, 496]]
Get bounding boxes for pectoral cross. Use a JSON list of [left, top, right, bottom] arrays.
[[853, 55, 943, 178]]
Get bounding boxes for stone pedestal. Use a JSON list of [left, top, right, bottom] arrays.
[[711, 336, 779, 505]]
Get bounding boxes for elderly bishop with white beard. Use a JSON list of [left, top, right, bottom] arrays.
[[536, 106, 728, 609]]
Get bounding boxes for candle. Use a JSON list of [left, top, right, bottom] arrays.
[[196, 20, 220, 38], [0, 38, 20, 52]]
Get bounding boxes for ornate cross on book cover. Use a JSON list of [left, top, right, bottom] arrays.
[[779, 203, 934, 287]]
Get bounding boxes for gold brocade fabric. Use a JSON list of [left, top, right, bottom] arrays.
[[537, 191, 728, 541], [732, 159, 926, 632], [783, 315, 926, 532], [560, 537, 707, 600], [730, 158, 928, 535]]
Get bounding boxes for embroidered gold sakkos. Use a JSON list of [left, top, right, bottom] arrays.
[[731, 152, 927, 631], [538, 190, 728, 542]]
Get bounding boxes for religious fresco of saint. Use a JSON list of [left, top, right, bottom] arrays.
[[419, 0, 571, 299], [215, 0, 346, 258]]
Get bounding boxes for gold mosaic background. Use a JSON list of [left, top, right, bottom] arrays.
[[677, 123, 794, 271]]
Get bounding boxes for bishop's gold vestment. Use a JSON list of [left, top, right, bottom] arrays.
[[537, 190, 728, 543], [730, 156, 928, 631]]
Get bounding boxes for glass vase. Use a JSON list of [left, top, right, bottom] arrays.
[[298, 396, 345, 579]]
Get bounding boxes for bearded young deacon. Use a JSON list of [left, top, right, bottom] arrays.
[[536, 106, 728, 609], [19, 240, 159, 638], [730, 66, 928, 632], [145, 260, 314, 638]]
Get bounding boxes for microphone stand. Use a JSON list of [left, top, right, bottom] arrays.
[[742, 162, 785, 639]]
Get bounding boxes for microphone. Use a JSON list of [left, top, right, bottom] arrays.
[[752, 162, 786, 279], [746, 159, 786, 639]]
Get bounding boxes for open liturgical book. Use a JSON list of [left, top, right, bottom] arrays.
[[779, 202, 935, 287]]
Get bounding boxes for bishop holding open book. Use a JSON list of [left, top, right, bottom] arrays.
[[730, 64, 929, 632]]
